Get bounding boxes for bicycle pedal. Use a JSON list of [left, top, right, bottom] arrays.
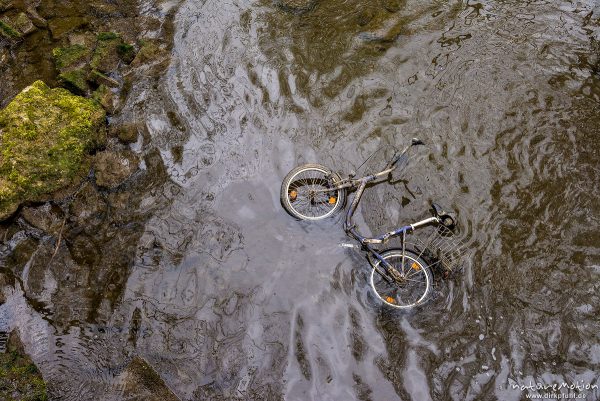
[[339, 243, 359, 248]]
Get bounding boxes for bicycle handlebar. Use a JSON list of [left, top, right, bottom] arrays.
[[345, 138, 426, 241], [383, 138, 424, 172]]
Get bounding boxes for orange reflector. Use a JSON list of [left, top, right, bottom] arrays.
[[411, 262, 420, 270], [328, 196, 337, 204], [289, 190, 297, 201], [385, 296, 396, 304]]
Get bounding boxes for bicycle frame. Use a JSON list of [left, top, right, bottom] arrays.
[[337, 139, 442, 281]]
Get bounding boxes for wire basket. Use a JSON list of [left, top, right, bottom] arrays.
[[406, 225, 468, 272]]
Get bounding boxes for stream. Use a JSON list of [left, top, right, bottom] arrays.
[[1, 0, 599, 399]]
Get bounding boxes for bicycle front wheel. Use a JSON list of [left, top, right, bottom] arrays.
[[370, 249, 432, 309], [280, 164, 346, 220]]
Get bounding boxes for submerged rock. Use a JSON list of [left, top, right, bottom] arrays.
[[94, 149, 139, 189], [117, 42, 135, 64], [25, 6, 47, 28], [69, 182, 106, 227], [108, 121, 140, 144], [381, 0, 403, 13], [0, 12, 35, 39], [67, 31, 95, 48], [21, 203, 65, 235], [12, 12, 35, 35], [275, 0, 317, 14], [52, 34, 126, 96], [0, 19, 19, 39], [0, 80, 106, 220], [47, 16, 88, 39], [117, 357, 179, 401]]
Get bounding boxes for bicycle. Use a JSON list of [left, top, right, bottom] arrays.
[[280, 138, 466, 309]]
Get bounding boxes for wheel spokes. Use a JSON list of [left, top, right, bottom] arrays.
[[373, 255, 429, 307], [287, 169, 338, 219]]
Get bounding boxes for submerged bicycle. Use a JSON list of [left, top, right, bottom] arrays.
[[280, 138, 467, 309]]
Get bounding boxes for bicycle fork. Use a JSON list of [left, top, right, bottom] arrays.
[[364, 244, 405, 283]]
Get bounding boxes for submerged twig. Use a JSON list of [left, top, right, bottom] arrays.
[[50, 217, 67, 260]]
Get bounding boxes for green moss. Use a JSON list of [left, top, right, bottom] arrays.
[[52, 44, 91, 71], [91, 32, 122, 73], [58, 68, 89, 94], [0, 19, 20, 38], [117, 43, 134, 54], [117, 42, 135, 63], [0, 13, 34, 39], [0, 332, 48, 401], [0, 81, 106, 220], [97, 31, 118, 41]]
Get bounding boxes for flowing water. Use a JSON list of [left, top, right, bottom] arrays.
[[1, 0, 600, 399]]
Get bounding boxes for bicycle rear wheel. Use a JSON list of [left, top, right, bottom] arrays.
[[280, 164, 345, 220], [370, 249, 432, 309]]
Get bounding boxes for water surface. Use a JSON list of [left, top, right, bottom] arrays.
[[1, 0, 599, 399]]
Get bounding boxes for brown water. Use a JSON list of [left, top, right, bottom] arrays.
[[1, 0, 600, 399]]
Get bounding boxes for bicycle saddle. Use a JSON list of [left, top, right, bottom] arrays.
[[431, 203, 456, 229]]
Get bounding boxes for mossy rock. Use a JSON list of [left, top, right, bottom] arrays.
[[0, 330, 48, 401], [47, 16, 89, 39], [0, 17, 20, 39], [131, 40, 165, 66], [97, 31, 119, 41], [92, 84, 115, 113], [91, 69, 119, 88], [0, 81, 106, 220], [52, 44, 91, 71], [0, 13, 35, 39], [91, 31, 123, 73], [13, 12, 35, 35], [117, 42, 136, 64], [58, 68, 90, 95]]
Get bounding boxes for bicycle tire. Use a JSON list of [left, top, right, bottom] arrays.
[[369, 248, 432, 309], [280, 164, 346, 220]]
